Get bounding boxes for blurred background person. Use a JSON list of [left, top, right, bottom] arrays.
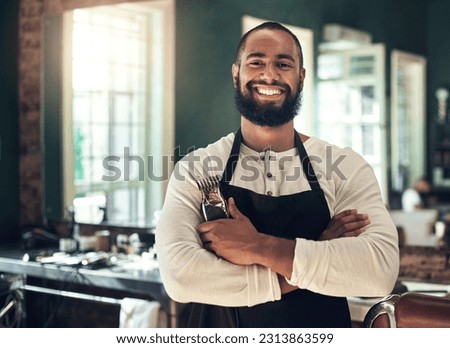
[[402, 177, 436, 212]]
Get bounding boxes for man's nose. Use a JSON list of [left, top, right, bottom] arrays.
[[260, 63, 280, 82]]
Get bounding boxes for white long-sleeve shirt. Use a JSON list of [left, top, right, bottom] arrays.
[[155, 132, 399, 307]]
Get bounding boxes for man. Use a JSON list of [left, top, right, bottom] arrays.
[[156, 22, 399, 328], [402, 177, 434, 212]]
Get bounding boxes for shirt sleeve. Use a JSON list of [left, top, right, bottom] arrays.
[[155, 156, 281, 307], [287, 152, 400, 297]]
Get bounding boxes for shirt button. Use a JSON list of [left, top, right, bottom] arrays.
[[267, 191, 273, 196], [267, 172, 273, 178], [260, 155, 265, 160]]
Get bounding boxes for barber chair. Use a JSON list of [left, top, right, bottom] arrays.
[[0, 274, 26, 327], [363, 292, 450, 328]]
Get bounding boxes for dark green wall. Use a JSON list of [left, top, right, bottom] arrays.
[[0, 0, 20, 241], [426, 0, 450, 180], [175, 0, 428, 155], [427, 0, 450, 96]]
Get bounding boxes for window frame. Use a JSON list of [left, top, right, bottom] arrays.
[[61, 1, 175, 225]]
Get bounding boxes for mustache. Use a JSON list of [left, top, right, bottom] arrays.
[[245, 80, 291, 92]]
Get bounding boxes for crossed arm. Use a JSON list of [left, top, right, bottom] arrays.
[[198, 197, 370, 294]]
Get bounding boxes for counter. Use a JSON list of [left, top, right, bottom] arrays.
[[0, 244, 176, 327]]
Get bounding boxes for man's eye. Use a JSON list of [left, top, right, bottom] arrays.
[[249, 61, 263, 67], [278, 63, 292, 69]]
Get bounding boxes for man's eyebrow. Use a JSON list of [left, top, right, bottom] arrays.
[[277, 54, 295, 62], [245, 52, 295, 62], [245, 52, 266, 60]]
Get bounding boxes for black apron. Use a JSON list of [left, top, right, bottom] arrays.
[[218, 128, 351, 328]]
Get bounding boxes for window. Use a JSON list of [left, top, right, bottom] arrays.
[[316, 45, 387, 201], [390, 50, 426, 191], [62, 1, 174, 225]]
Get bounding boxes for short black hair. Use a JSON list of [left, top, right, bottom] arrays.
[[235, 22, 304, 68]]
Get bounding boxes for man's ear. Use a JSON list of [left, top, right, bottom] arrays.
[[231, 63, 239, 88], [299, 67, 306, 91]]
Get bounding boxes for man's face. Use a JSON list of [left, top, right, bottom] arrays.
[[232, 29, 305, 127]]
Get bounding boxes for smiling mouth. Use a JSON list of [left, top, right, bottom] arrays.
[[255, 86, 283, 96]]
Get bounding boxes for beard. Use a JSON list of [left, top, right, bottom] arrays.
[[234, 76, 302, 127]]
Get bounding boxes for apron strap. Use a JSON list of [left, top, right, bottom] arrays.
[[294, 131, 322, 191], [221, 129, 242, 184]]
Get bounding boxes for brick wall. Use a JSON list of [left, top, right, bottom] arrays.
[[18, 0, 45, 225], [399, 246, 450, 283]]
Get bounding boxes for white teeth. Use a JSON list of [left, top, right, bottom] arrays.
[[256, 87, 281, 96]]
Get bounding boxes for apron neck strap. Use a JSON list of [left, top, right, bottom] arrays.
[[294, 131, 321, 191], [221, 129, 242, 184]]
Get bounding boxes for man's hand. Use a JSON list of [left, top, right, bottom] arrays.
[[197, 197, 264, 266], [319, 209, 370, 241]]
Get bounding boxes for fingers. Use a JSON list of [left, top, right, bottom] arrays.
[[337, 210, 369, 224], [334, 211, 369, 227], [198, 226, 215, 251], [228, 197, 244, 220], [202, 238, 214, 251], [320, 209, 370, 241], [198, 221, 218, 248], [337, 214, 370, 231], [197, 221, 214, 233], [341, 228, 367, 238], [334, 219, 370, 235], [324, 209, 357, 231], [334, 209, 357, 219]]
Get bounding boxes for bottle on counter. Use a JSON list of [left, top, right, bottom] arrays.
[[64, 206, 80, 252]]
